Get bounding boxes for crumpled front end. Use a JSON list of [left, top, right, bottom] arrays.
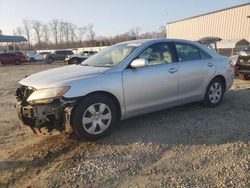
[[14, 85, 74, 134]]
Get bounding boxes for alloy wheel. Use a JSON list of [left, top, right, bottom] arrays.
[[82, 103, 112, 135], [208, 82, 222, 104]]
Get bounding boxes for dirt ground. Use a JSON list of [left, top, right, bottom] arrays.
[[0, 63, 249, 188]]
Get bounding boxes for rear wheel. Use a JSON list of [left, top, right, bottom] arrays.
[[239, 73, 248, 80], [72, 94, 118, 140], [30, 57, 35, 62], [48, 57, 54, 64], [15, 60, 21, 65], [203, 78, 225, 107], [68, 58, 79, 64]]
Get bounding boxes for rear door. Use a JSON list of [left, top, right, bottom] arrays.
[[174, 42, 216, 101]]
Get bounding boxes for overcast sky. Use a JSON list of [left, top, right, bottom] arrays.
[[0, 0, 249, 36]]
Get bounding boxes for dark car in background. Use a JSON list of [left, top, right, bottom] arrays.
[[46, 50, 73, 63], [0, 53, 28, 65], [235, 55, 250, 80], [239, 45, 250, 56]]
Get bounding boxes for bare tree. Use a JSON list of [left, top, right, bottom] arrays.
[[62, 21, 70, 48], [69, 24, 77, 46], [32, 20, 43, 49], [129, 27, 141, 39], [43, 24, 50, 48], [86, 23, 96, 46], [159, 25, 166, 38], [58, 20, 65, 46], [0, 29, 2, 35], [22, 19, 32, 49], [16, 27, 23, 36], [76, 26, 86, 47], [50, 19, 59, 46]]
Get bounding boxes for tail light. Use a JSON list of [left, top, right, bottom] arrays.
[[234, 63, 239, 70], [229, 60, 235, 68]]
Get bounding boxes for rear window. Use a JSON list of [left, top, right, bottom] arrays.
[[175, 43, 200, 62], [55, 51, 73, 55]]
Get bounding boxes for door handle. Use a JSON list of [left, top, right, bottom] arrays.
[[168, 68, 178, 73], [207, 62, 214, 67]]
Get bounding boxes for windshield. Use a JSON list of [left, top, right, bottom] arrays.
[[81, 43, 139, 67]]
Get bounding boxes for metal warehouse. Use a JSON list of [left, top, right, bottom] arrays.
[[166, 3, 250, 41]]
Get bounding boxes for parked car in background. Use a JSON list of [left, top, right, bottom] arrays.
[[235, 55, 250, 80], [239, 45, 250, 56], [12, 51, 25, 56], [15, 39, 234, 140], [197, 37, 222, 52], [46, 50, 73, 63], [12, 51, 30, 60], [65, 51, 98, 64], [0, 52, 28, 65], [29, 52, 51, 62]]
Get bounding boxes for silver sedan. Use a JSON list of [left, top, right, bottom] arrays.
[[15, 39, 235, 139]]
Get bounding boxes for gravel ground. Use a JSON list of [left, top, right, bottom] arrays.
[[0, 63, 249, 187]]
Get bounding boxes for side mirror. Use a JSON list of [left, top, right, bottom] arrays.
[[130, 59, 148, 68]]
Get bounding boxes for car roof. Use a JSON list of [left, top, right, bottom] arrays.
[[55, 50, 72, 52], [119, 38, 220, 59], [0, 52, 16, 55], [119, 38, 201, 46]]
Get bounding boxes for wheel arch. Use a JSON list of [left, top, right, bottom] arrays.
[[70, 90, 122, 125], [211, 75, 226, 91]]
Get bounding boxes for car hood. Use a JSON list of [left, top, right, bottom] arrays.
[[20, 65, 110, 89]]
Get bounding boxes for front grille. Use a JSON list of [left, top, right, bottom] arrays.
[[16, 86, 34, 105]]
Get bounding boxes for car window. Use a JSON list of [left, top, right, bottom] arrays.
[[55, 51, 64, 55], [199, 49, 212, 59], [175, 43, 201, 62], [137, 43, 173, 66], [82, 43, 137, 67]]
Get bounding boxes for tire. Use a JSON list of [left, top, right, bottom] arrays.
[[68, 58, 79, 64], [30, 57, 35, 62], [203, 78, 225, 107], [239, 73, 247, 80], [48, 57, 54, 64], [72, 94, 118, 140], [15, 60, 21, 65]]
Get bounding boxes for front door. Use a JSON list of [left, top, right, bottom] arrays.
[[122, 42, 179, 116]]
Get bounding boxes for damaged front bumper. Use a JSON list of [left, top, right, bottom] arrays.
[[14, 86, 75, 134]]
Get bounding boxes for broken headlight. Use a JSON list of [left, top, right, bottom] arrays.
[[27, 86, 70, 105]]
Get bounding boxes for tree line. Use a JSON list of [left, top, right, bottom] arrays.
[[3, 19, 166, 50]]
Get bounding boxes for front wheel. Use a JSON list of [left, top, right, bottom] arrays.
[[203, 78, 225, 107], [72, 94, 118, 140], [30, 57, 35, 62], [68, 58, 79, 64]]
